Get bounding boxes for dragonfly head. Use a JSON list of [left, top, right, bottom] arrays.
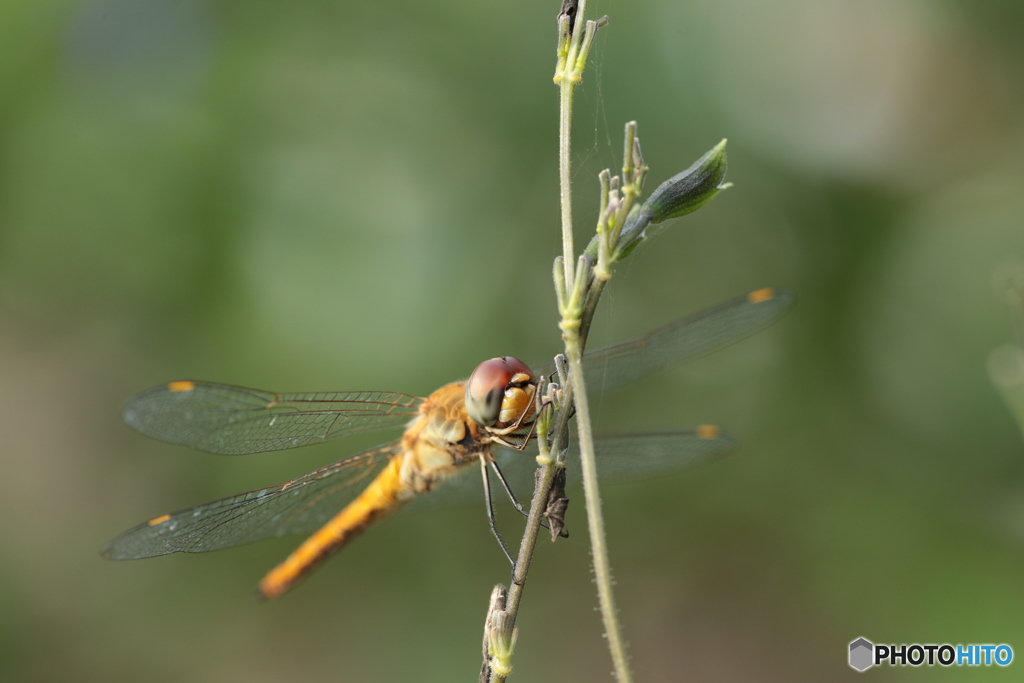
[[465, 356, 539, 430]]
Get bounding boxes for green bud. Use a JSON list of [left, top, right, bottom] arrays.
[[642, 138, 729, 224]]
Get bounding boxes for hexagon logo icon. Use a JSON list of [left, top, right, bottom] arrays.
[[849, 637, 874, 672]]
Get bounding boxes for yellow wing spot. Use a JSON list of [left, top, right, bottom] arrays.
[[167, 380, 196, 393], [147, 513, 172, 526], [696, 425, 720, 439], [747, 288, 775, 304]]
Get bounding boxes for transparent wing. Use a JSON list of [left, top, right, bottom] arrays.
[[103, 442, 401, 559], [562, 427, 736, 479], [537, 288, 793, 390], [404, 429, 736, 512], [104, 431, 735, 558], [122, 381, 423, 455]]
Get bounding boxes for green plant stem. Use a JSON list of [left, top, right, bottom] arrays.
[[488, 380, 575, 683], [559, 80, 576, 288], [562, 334, 631, 683], [503, 430, 562, 624], [578, 276, 607, 350], [553, 3, 633, 680]]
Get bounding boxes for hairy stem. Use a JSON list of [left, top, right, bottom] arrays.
[[488, 378, 575, 683], [554, 2, 633, 680], [563, 336, 631, 682], [559, 80, 576, 288]]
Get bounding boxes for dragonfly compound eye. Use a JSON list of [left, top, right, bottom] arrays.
[[465, 356, 534, 427]]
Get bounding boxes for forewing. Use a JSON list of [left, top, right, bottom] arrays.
[[536, 288, 793, 390], [122, 380, 423, 454], [102, 442, 401, 559]]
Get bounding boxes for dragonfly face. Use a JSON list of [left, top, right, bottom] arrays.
[[104, 288, 793, 599], [465, 356, 542, 445]]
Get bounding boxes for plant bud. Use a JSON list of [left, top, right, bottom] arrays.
[[642, 138, 729, 224]]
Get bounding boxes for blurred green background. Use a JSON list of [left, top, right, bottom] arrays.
[[2, 0, 1024, 680]]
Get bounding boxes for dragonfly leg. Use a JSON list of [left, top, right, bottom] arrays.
[[490, 459, 570, 539], [480, 454, 516, 567]]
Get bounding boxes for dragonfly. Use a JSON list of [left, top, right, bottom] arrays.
[[103, 287, 792, 599]]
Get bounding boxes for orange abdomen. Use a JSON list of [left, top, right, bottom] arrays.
[[259, 455, 406, 599]]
